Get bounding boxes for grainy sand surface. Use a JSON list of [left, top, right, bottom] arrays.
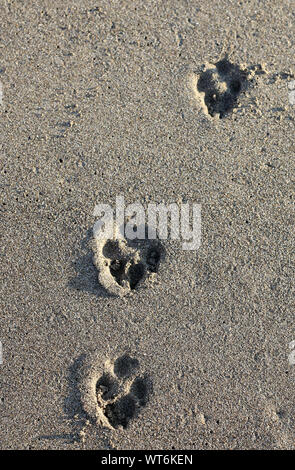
[[0, 0, 294, 449]]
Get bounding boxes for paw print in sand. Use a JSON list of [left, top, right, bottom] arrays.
[[93, 222, 164, 296], [96, 355, 152, 429], [196, 57, 248, 118]]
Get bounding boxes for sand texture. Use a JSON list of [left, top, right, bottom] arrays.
[[0, 0, 294, 450]]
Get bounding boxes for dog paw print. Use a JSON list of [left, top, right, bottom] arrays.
[[96, 355, 152, 429], [93, 222, 164, 296], [196, 58, 248, 118]]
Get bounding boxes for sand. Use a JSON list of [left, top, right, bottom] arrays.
[[0, 0, 294, 450]]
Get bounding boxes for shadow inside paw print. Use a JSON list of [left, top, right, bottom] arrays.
[[96, 354, 152, 429], [96, 373, 119, 401], [114, 354, 139, 378], [197, 58, 248, 118]]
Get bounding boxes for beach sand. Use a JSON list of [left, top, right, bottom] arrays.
[[0, 0, 294, 449]]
